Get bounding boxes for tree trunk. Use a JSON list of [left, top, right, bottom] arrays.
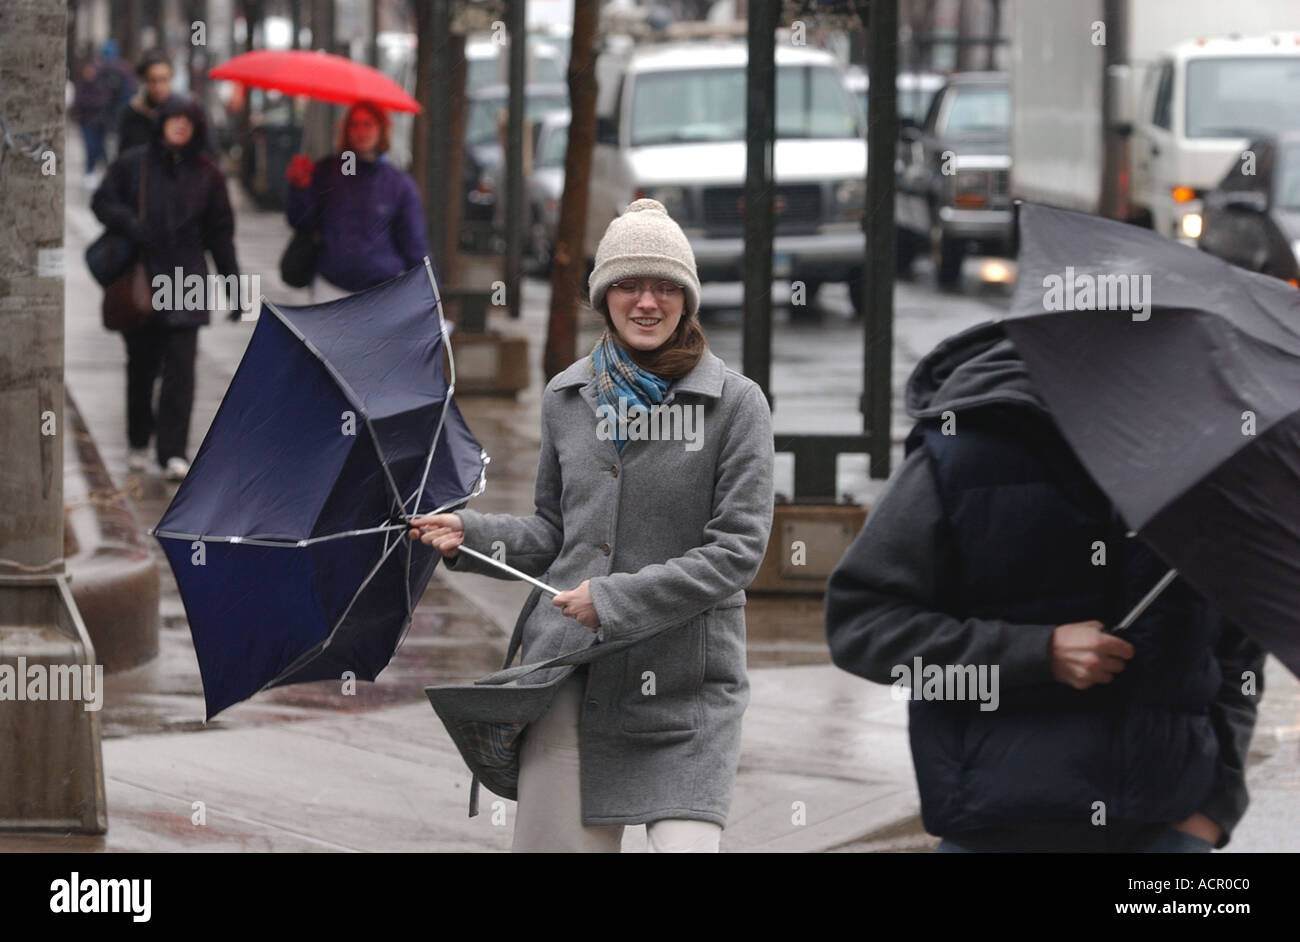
[[544, 0, 598, 380]]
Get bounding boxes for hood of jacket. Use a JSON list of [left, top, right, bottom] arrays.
[[151, 94, 209, 159], [905, 319, 1049, 420]]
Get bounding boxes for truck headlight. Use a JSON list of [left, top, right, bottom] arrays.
[[835, 179, 866, 217], [1180, 213, 1203, 240], [1292, 240, 1300, 269]]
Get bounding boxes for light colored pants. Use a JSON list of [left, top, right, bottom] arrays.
[[511, 671, 722, 853]]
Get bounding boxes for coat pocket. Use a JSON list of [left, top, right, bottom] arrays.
[[618, 615, 706, 735]]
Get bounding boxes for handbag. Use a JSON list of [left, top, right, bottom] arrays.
[[84, 229, 136, 287], [101, 154, 154, 332], [424, 582, 641, 816], [279, 226, 319, 288]]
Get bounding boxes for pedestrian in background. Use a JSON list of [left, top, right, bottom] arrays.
[[73, 57, 112, 187], [92, 95, 241, 480], [285, 100, 428, 303], [96, 39, 136, 159], [824, 320, 1264, 853], [412, 199, 775, 853], [118, 49, 174, 153]]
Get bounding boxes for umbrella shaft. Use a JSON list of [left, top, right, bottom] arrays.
[[1113, 569, 1179, 632], [455, 545, 561, 596]]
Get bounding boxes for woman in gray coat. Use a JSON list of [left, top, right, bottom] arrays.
[[410, 198, 774, 852]]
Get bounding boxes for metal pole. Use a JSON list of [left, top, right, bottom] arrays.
[[504, 0, 526, 318], [742, 0, 778, 404], [369, 0, 379, 67], [425, 0, 450, 277], [862, 0, 897, 479]]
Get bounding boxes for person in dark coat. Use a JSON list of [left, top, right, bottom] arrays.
[[824, 321, 1265, 853], [285, 100, 429, 302], [117, 49, 174, 154], [72, 58, 112, 183], [92, 94, 241, 480]]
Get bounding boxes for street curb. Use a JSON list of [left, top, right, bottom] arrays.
[[64, 390, 160, 674]]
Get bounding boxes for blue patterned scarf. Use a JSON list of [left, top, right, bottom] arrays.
[[591, 331, 670, 453]]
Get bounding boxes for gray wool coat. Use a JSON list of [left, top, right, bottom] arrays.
[[438, 347, 774, 827]]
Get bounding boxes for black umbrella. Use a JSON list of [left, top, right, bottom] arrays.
[[1004, 202, 1300, 678]]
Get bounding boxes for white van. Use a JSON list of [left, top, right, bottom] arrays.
[[588, 41, 868, 312]]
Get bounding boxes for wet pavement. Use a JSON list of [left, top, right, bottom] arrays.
[[9, 144, 1295, 852]]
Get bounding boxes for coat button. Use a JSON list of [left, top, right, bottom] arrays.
[[600, 543, 612, 556], [609, 465, 619, 477], [587, 698, 599, 709]]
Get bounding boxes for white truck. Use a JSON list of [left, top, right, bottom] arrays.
[[587, 39, 868, 313], [1010, 0, 1300, 243]]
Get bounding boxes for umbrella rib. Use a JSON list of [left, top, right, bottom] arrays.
[[408, 257, 462, 516], [262, 298, 410, 521], [150, 522, 409, 547], [257, 526, 410, 695]]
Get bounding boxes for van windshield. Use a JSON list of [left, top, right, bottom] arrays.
[[630, 65, 860, 146], [1185, 57, 1300, 139], [941, 85, 1009, 135]]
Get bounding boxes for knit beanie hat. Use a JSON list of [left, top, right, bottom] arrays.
[[589, 198, 701, 318]]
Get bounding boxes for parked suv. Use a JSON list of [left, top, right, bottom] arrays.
[[896, 71, 1012, 287], [588, 41, 868, 314]]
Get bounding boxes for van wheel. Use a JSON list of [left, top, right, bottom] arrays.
[[847, 267, 864, 317], [896, 229, 920, 275], [931, 222, 963, 289]]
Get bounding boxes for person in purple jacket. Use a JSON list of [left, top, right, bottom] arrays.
[[285, 101, 429, 303]]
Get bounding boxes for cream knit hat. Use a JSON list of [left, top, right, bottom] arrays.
[[588, 198, 701, 317]]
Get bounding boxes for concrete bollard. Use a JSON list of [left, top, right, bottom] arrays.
[[0, 575, 108, 832]]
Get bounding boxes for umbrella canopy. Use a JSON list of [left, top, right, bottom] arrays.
[[1004, 202, 1300, 677], [209, 50, 421, 113], [153, 261, 486, 718]]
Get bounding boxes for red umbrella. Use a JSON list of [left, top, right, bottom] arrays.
[[209, 49, 421, 114]]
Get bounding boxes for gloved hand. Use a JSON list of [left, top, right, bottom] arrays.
[[285, 154, 314, 189]]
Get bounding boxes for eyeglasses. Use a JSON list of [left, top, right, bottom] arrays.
[[609, 280, 684, 300]]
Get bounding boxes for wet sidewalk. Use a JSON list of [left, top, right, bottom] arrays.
[[12, 144, 1295, 852]]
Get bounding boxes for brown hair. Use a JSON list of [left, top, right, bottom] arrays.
[[336, 101, 391, 155], [595, 297, 707, 379]]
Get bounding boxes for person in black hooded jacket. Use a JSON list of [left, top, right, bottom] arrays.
[[92, 94, 241, 480], [825, 320, 1265, 853]]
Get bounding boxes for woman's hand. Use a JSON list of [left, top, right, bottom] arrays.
[[408, 513, 463, 559], [553, 579, 600, 630], [286, 154, 314, 189]]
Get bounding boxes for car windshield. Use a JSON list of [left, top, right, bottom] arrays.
[[1185, 57, 1300, 139], [537, 123, 568, 167], [854, 85, 941, 124], [466, 94, 569, 146], [899, 84, 939, 124], [941, 85, 1009, 135], [630, 64, 859, 146], [1279, 145, 1300, 211], [467, 50, 563, 91]]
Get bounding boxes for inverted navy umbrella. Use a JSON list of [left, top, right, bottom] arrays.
[[1003, 202, 1300, 678], [153, 260, 511, 719]]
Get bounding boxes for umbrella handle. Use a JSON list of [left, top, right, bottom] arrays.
[[454, 546, 562, 596], [400, 514, 562, 595], [1111, 569, 1178, 633]]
